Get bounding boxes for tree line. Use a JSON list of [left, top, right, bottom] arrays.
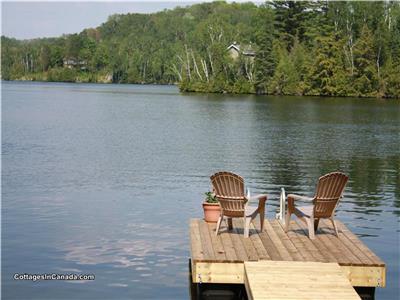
[[1, 1, 399, 98]]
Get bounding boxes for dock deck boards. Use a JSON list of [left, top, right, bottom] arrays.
[[190, 218, 385, 287], [244, 261, 361, 300]]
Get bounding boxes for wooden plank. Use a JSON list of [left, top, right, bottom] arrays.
[[258, 224, 282, 261], [228, 220, 249, 262], [291, 220, 327, 262], [283, 220, 313, 261], [331, 224, 375, 266], [270, 219, 304, 261], [316, 223, 355, 265], [263, 219, 294, 261], [233, 219, 259, 261], [244, 261, 361, 300], [340, 265, 386, 287], [207, 222, 227, 261], [308, 232, 340, 263], [334, 220, 385, 266], [292, 220, 341, 263], [192, 262, 385, 287], [244, 265, 254, 300], [193, 262, 243, 283], [248, 223, 271, 260], [317, 221, 363, 266], [198, 219, 216, 260], [219, 231, 239, 262], [190, 219, 204, 261]]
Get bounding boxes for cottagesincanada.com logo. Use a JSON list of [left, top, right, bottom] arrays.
[[14, 273, 95, 281]]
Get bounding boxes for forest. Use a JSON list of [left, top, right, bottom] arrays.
[[1, 1, 400, 98]]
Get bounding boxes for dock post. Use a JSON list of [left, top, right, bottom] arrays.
[[188, 259, 200, 300]]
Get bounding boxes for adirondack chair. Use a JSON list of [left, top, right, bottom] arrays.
[[211, 171, 267, 238], [285, 172, 349, 239]]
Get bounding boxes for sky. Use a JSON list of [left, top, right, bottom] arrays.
[[1, 1, 208, 40]]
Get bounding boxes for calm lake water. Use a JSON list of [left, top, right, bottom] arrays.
[[2, 81, 399, 299]]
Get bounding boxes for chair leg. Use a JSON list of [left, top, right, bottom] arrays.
[[314, 218, 320, 232], [227, 218, 233, 230], [305, 218, 315, 239], [285, 212, 291, 232], [259, 211, 265, 232], [330, 217, 339, 237], [215, 216, 222, 236], [244, 217, 252, 238]]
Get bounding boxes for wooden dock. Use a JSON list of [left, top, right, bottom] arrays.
[[189, 218, 385, 298]]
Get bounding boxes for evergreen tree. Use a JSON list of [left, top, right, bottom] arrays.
[[353, 24, 379, 97], [270, 0, 310, 48], [306, 24, 349, 96], [382, 56, 400, 98], [268, 47, 297, 95], [382, 16, 400, 97], [253, 5, 275, 94], [289, 38, 310, 94]]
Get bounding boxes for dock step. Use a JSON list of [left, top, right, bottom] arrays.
[[244, 261, 360, 300]]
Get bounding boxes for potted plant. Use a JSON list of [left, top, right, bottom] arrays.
[[203, 192, 221, 223]]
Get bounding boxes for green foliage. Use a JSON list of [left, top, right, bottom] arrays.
[[353, 25, 379, 97], [305, 24, 351, 96], [269, 0, 311, 48], [204, 192, 218, 204], [269, 40, 306, 95], [47, 68, 77, 82], [382, 57, 400, 98], [254, 5, 275, 94], [1, 1, 399, 98]]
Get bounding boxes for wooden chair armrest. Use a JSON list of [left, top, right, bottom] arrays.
[[248, 194, 267, 210], [287, 194, 313, 213], [287, 194, 314, 201], [248, 194, 268, 201]]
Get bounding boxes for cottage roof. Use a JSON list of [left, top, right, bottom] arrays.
[[227, 43, 241, 52], [227, 42, 256, 56]]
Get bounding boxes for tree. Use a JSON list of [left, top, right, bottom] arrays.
[[268, 48, 296, 95], [382, 57, 400, 98], [306, 24, 350, 96], [270, 0, 310, 48], [253, 5, 275, 94], [39, 45, 51, 71], [353, 24, 379, 97], [269, 39, 307, 95], [65, 34, 82, 59]]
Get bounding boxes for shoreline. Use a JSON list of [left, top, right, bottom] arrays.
[[2, 79, 399, 99]]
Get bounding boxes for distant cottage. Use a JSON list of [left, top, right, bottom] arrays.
[[63, 58, 87, 70], [227, 42, 256, 60]]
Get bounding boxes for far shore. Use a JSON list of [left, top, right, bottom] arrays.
[[3, 78, 398, 100]]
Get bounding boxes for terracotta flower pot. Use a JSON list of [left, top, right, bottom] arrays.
[[202, 202, 221, 223]]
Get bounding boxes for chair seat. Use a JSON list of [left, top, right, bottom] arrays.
[[245, 206, 259, 217], [295, 205, 314, 217]]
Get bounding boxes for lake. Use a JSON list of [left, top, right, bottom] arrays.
[[2, 81, 399, 299]]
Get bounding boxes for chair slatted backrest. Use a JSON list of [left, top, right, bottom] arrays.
[[313, 172, 349, 218], [210, 172, 247, 218]]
